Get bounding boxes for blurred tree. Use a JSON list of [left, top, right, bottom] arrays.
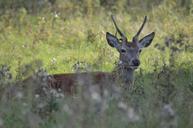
[[0, 0, 192, 15], [0, 0, 51, 14]]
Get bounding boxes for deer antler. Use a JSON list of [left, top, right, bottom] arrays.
[[133, 16, 147, 42], [111, 15, 127, 41]]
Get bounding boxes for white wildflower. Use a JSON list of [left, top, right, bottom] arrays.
[[35, 94, 40, 98], [58, 88, 62, 92], [118, 101, 127, 111], [54, 13, 59, 18], [160, 104, 178, 128], [58, 93, 64, 98], [42, 17, 45, 21], [127, 107, 140, 122], [63, 104, 73, 115], [51, 57, 57, 64], [37, 103, 46, 109], [103, 89, 109, 97], [50, 89, 57, 95], [22, 102, 28, 107], [91, 92, 101, 103], [16, 91, 23, 99], [0, 117, 3, 127], [162, 104, 175, 117]]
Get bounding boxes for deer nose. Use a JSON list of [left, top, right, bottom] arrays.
[[132, 59, 140, 66]]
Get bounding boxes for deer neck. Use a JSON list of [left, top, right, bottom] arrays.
[[113, 63, 134, 85]]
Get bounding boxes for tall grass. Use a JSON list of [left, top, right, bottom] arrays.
[[0, 0, 193, 128]]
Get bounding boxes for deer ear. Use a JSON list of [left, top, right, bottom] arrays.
[[139, 32, 155, 48], [106, 32, 120, 48]]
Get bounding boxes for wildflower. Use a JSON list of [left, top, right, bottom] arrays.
[[127, 107, 140, 122], [16, 91, 23, 99], [58, 93, 64, 98], [50, 89, 57, 96], [118, 102, 140, 122], [54, 12, 59, 18], [37, 102, 46, 109], [89, 85, 102, 103], [63, 104, 73, 115], [118, 101, 127, 111], [35, 94, 40, 98], [58, 88, 62, 92], [91, 92, 101, 103], [51, 57, 57, 65], [161, 104, 175, 119], [160, 104, 178, 128], [42, 17, 45, 21], [0, 117, 3, 127]]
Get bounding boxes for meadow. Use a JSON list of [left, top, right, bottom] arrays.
[[0, 0, 193, 128]]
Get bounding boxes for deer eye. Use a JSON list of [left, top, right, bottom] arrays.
[[139, 49, 142, 53], [120, 48, 126, 53], [119, 38, 123, 41]]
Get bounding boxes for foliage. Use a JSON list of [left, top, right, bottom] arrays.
[[0, 0, 193, 128]]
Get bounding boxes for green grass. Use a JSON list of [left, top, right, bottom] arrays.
[[0, 1, 193, 128]]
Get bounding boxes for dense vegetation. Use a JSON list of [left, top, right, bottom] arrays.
[[0, 0, 193, 128]]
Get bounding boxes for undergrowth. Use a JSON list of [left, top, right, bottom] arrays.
[[0, 0, 193, 128]]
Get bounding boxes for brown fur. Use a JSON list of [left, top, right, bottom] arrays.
[[48, 72, 115, 94]]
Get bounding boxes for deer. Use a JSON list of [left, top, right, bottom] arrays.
[[22, 16, 155, 96]]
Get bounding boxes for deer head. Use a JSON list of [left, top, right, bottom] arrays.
[[106, 16, 155, 70]]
